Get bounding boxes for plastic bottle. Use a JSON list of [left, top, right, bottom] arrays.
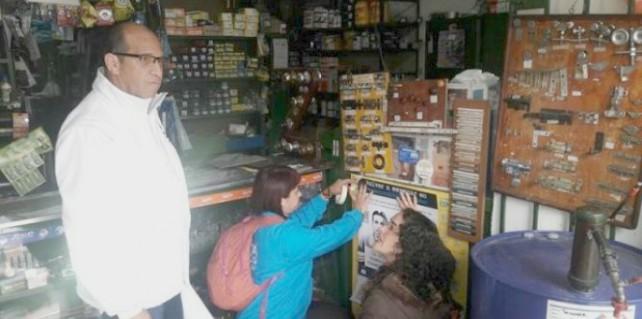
[[1, 76, 11, 105]]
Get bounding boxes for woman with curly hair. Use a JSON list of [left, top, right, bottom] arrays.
[[360, 193, 460, 319]]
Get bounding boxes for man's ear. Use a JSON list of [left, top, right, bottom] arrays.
[[104, 53, 120, 76]]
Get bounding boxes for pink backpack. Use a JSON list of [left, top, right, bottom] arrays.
[[207, 215, 283, 311]]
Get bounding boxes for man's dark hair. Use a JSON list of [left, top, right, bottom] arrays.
[[249, 165, 301, 217], [103, 23, 132, 61], [372, 210, 387, 222]]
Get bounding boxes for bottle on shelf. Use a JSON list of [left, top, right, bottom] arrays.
[[1, 75, 12, 106], [133, 0, 147, 25], [368, 0, 380, 26], [342, 0, 355, 29], [355, 0, 369, 27]]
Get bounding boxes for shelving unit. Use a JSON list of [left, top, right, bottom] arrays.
[[167, 35, 257, 41], [166, 77, 259, 85], [164, 34, 267, 159], [303, 48, 417, 55], [0, 277, 75, 305], [179, 109, 262, 121], [293, 1, 422, 77], [301, 21, 420, 33], [0, 191, 88, 317]]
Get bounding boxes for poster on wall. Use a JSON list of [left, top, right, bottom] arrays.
[[350, 175, 469, 314], [387, 133, 452, 189], [437, 29, 465, 69]]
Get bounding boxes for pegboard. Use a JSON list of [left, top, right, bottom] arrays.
[[341, 73, 393, 174], [493, 16, 642, 228], [387, 79, 448, 128]]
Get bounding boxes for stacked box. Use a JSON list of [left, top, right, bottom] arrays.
[[165, 8, 186, 35], [219, 12, 234, 36], [303, 8, 315, 29], [186, 10, 209, 27], [243, 8, 259, 37], [213, 43, 249, 78]]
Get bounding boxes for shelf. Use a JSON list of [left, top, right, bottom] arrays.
[[0, 278, 75, 304], [302, 22, 420, 33], [180, 110, 262, 121], [0, 192, 61, 231], [167, 35, 257, 41], [304, 48, 417, 56], [0, 221, 64, 249], [165, 77, 260, 86], [383, 126, 457, 135]]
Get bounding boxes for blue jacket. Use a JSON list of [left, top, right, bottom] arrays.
[[237, 195, 363, 319]]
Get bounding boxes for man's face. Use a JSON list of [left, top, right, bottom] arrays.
[[372, 213, 386, 241], [108, 30, 163, 98]]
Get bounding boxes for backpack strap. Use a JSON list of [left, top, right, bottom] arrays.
[[259, 271, 284, 319]]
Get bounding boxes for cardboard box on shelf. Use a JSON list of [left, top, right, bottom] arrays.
[[186, 27, 204, 36], [219, 12, 233, 22], [165, 8, 186, 18], [166, 26, 186, 36], [165, 18, 186, 27]]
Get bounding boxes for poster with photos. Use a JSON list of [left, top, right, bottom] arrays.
[[350, 176, 469, 315], [388, 134, 452, 189], [355, 179, 438, 279]]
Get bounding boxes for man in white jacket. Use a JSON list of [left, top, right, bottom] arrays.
[[56, 22, 211, 319]]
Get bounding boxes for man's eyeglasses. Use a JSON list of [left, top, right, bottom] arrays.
[[111, 52, 164, 66]]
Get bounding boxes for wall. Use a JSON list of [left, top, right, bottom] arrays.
[[489, 193, 642, 248]]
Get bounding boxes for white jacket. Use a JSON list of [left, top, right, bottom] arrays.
[[56, 68, 211, 319]]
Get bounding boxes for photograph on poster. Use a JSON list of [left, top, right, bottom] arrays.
[[352, 178, 438, 303], [389, 134, 452, 189]]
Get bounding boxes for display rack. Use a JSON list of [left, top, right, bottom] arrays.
[[493, 15, 642, 229], [294, 0, 422, 77], [448, 99, 490, 242], [163, 34, 266, 158]]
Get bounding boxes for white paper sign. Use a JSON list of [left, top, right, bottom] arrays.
[[547, 300, 635, 319], [271, 38, 288, 69], [549, 0, 584, 14]]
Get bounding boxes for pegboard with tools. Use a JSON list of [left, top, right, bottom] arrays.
[[387, 79, 449, 128], [340, 73, 393, 173], [449, 99, 490, 242], [493, 16, 642, 228]]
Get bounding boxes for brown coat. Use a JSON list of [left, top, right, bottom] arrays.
[[360, 274, 454, 319]]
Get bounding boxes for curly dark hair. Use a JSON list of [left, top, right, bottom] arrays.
[[369, 209, 459, 311]]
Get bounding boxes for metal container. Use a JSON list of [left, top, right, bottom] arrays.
[[471, 231, 642, 319]]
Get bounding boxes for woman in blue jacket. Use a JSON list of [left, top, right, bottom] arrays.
[[238, 165, 369, 319]]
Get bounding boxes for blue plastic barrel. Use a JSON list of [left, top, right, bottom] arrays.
[[471, 231, 642, 319]]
